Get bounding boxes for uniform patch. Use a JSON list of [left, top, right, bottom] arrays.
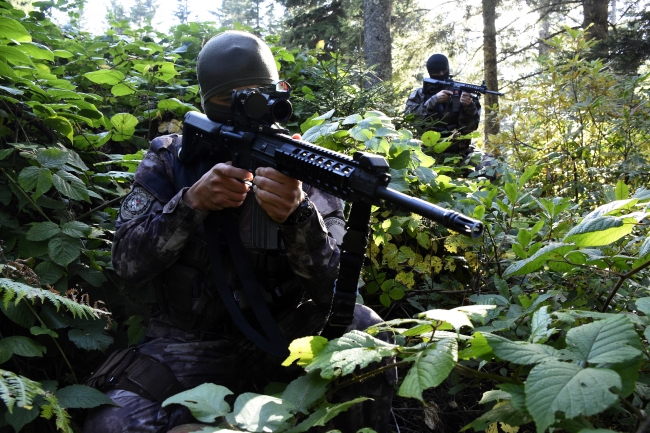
[[323, 217, 346, 245], [120, 186, 155, 220]]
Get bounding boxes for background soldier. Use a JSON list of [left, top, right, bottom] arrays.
[[83, 30, 395, 433], [405, 53, 481, 156], [406, 53, 499, 179]]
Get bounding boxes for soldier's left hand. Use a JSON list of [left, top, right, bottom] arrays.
[[460, 92, 473, 106], [253, 167, 304, 223]]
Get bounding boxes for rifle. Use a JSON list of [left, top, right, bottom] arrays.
[[178, 81, 484, 355], [423, 77, 504, 113], [180, 84, 484, 238]]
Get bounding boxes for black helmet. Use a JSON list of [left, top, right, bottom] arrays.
[[197, 30, 279, 121]]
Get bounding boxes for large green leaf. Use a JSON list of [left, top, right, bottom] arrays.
[[528, 306, 553, 343], [84, 69, 125, 85], [68, 327, 113, 351], [305, 330, 398, 379], [52, 170, 90, 202], [0, 301, 35, 328], [563, 215, 638, 246], [34, 260, 65, 285], [111, 83, 135, 96], [0, 46, 34, 66], [281, 372, 330, 415], [285, 398, 369, 433], [419, 309, 472, 330], [483, 333, 559, 365], [110, 113, 138, 141], [398, 338, 457, 401], [0, 17, 32, 42], [162, 383, 232, 423], [0, 336, 46, 358], [61, 221, 91, 238], [48, 236, 80, 267], [225, 392, 295, 432], [18, 42, 54, 61], [42, 117, 74, 141], [525, 362, 621, 433], [503, 243, 577, 277], [561, 314, 642, 364], [581, 199, 638, 222], [36, 148, 68, 169], [461, 401, 532, 431], [55, 384, 119, 408], [26, 221, 60, 241], [17, 166, 54, 199]]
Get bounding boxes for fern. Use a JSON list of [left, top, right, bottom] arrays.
[[0, 277, 107, 320], [1, 369, 72, 432]]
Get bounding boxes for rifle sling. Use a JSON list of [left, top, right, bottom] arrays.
[[203, 210, 289, 358], [323, 201, 372, 339]]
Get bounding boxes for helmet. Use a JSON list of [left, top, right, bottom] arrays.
[[197, 30, 279, 121]]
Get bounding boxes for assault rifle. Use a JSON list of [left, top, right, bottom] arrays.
[[180, 82, 484, 239], [178, 81, 483, 356], [423, 77, 504, 113]]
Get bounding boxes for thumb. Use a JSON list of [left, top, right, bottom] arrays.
[[292, 133, 302, 140]]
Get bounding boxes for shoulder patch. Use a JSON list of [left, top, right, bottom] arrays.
[[120, 186, 155, 220]]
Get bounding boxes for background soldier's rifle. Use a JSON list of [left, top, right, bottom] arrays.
[[423, 77, 504, 113]]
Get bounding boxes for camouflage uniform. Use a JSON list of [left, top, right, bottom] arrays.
[[406, 87, 499, 178], [405, 87, 481, 156], [83, 135, 396, 433]]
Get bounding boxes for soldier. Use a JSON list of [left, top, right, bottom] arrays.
[[405, 53, 481, 156], [83, 30, 395, 433], [406, 54, 500, 179]]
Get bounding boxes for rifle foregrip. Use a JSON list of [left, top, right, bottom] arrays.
[[375, 187, 484, 238]]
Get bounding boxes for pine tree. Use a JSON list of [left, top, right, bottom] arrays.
[[174, 0, 191, 24], [129, 0, 158, 27]]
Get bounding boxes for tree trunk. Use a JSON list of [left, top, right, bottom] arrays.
[[363, 0, 392, 86], [538, 0, 552, 56], [483, 0, 500, 139], [582, 0, 609, 40]]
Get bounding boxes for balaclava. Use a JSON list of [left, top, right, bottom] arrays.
[[197, 30, 279, 122], [426, 54, 450, 79]]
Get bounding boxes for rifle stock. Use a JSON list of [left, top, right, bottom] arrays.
[[180, 111, 484, 238]]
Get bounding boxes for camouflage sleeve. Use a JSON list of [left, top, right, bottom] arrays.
[[279, 187, 344, 307], [458, 97, 481, 134], [405, 88, 439, 117], [112, 183, 208, 283]]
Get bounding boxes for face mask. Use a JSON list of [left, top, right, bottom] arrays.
[[203, 100, 233, 123]]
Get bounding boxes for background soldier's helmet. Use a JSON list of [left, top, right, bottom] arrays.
[[197, 30, 279, 122], [426, 53, 450, 79]]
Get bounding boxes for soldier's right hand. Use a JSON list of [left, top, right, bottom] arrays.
[[183, 162, 252, 212], [435, 89, 453, 103]]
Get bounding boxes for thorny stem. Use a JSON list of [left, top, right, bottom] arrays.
[[601, 258, 650, 312], [326, 360, 409, 399], [77, 195, 124, 221], [454, 363, 521, 385], [23, 301, 77, 383]]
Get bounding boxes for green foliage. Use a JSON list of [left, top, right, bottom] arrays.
[[490, 27, 650, 205]]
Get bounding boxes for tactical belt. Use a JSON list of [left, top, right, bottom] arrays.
[[85, 348, 184, 402]]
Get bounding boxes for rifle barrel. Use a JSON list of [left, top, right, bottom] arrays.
[[374, 186, 484, 238]]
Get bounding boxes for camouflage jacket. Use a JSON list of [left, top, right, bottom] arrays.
[[405, 87, 481, 156], [112, 134, 345, 310]]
